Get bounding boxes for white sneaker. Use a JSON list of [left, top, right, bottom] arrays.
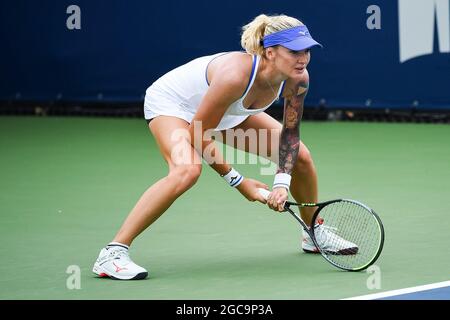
[[92, 246, 148, 280], [302, 219, 358, 255]]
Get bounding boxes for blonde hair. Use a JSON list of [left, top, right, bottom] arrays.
[[240, 14, 303, 55]]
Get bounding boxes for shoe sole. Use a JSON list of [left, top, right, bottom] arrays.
[[302, 242, 320, 254], [303, 248, 320, 254], [327, 247, 359, 255], [303, 247, 359, 255], [92, 263, 148, 280]]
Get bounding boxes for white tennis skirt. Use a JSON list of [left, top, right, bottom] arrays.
[[143, 88, 249, 131]]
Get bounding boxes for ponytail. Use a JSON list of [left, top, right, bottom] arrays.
[[240, 14, 272, 56], [240, 14, 303, 55]]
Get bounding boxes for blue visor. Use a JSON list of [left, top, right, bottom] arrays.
[[262, 25, 323, 51]]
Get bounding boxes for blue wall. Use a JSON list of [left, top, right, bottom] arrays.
[[1, 0, 449, 110]]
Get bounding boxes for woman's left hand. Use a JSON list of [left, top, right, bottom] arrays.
[[266, 187, 289, 212]]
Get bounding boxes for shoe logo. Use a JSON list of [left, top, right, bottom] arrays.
[[298, 31, 306, 35], [113, 262, 128, 273]]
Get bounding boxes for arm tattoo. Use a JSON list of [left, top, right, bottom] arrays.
[[277, 85, 307, 174]]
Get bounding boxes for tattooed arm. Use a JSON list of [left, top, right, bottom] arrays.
[[266, 75, 308, 212], [278, 82, 308, 174]]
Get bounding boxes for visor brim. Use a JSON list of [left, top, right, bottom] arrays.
[[280, 37, 323, 51]]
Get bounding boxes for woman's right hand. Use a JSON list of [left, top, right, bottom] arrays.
[[236, 178, 269, 203]]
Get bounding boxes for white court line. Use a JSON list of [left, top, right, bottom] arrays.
[[342, 280, 450, 300]]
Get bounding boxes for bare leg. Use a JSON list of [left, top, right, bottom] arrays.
[[113, 116, 202, 246], [222, 113, 318, 227], [289, 146, 319, 226]]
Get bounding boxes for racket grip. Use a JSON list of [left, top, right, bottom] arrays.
[[258, 188, 271, 200]]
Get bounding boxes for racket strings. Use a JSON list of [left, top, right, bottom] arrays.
[[313, 200, 383, 270]]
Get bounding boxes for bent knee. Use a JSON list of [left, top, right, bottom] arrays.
[[169, 164, 202, 192], [296, 146, 314, 169]]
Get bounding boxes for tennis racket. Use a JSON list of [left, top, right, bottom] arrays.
[[258, 188, 384, 271]]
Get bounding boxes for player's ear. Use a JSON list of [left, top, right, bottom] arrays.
[[265, 47, 276, 61]]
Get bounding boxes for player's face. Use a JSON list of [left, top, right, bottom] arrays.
[[273, 46, 310, 79]]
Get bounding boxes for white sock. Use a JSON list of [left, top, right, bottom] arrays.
[[107, 242, 129, 250]]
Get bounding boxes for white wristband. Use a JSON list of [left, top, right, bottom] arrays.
[[273, 173, 291, 191], [222, 168, 244, 187]]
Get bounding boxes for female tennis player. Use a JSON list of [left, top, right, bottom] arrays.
[[93, 14, 356, 280]]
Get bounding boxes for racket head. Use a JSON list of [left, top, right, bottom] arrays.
[[310, 199, 385, 271]]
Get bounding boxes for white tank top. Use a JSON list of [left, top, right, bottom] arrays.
[[144, 52, 285, 130]]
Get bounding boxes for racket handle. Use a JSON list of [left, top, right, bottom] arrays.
[[258, 188, 271, 200]]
